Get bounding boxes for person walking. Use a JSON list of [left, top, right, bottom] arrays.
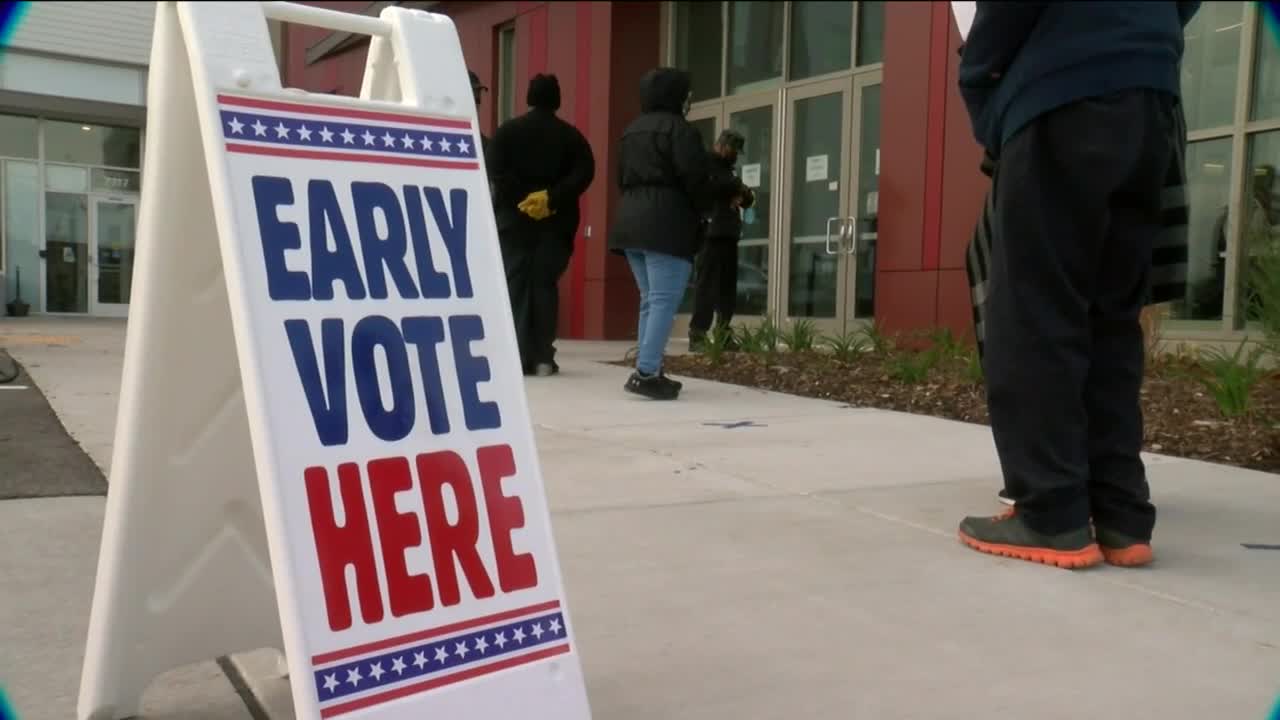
[[955, 0, 1199, 569], [689, 129, 754, 352], [609, 67, 715, 400], [487, 73, 595, 376]]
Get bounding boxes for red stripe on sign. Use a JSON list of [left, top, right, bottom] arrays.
[[216, 94, 473, 129], [318, 644, 572, 718], [312, 600, 563, 665], [225, 143, 480, 170]]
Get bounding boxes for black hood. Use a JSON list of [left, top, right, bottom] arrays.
[[639, 67, 691, 114], [527, 73, 561, 111]]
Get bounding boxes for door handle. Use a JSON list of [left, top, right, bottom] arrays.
[[825, 217, 841, 255], [842, 216, 857, 255]]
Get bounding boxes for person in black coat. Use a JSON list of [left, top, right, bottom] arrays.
[[487, 73, 595, 376], [689, 129, 754, 350], [608, 67, 718, 400]]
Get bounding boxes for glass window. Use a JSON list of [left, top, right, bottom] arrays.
[[0, 115, 38, 159], [788, 92, 844, 318], [46, 165, 88, 193], [727, 1, 784, 95], [789, 2, 853, 81], [673, 1, 724, 102], [90, 168, 141, 194], [498, 25, 517, 124], [856, 1, 886, 66], [1180, 2, 1243, 131], [1251, 13, 1280, 121], [1238, 132, 1280, 325], [3, 163, 39, 304], [1170, 139, 1233, 323], [730, 105, 774, 317], [43, 121, 142, 168], [853, 83, 880, 318]]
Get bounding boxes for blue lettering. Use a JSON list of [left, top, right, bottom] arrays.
[[308, 180, 367, 301], [352, 182, 420, 300], [401, 316, 450, 435], [351, 315, 416, 442], [448, 315, 500, 431], [402, 185, 452, 300], [285, 319, 347, 446], [424, 188, 472, 299], [252, 176, 311, 301]]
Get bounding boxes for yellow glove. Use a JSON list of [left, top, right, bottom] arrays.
[[517, 189, 554, 220]]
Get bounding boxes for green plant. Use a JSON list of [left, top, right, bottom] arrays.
[[860, 322, 894, 355], [824, 330, 870, 363], [738, 318, 780, 355], [702, 324, 735, 366], [962, 348, 985, 385], [1244, 246, 1280, 360], [1194, 339, 1268, 419], [781, 319, 820, 352], [885, 347, 939, 384]]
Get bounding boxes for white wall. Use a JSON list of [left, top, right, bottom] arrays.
[[7, 1, 156, 67]]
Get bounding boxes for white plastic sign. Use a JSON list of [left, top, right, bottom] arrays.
[[77, 3, 590, 720]]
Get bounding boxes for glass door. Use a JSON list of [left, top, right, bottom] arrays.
[[779, 77, 853, 336], [722, 97, 776, 322], [45, 192, 90, 314], [89, 197, 137, 317], [845, 72, 882, 323]]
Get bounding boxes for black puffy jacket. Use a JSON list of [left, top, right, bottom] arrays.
[[704, 151, 754, 241], [607, 68, 715, 260]]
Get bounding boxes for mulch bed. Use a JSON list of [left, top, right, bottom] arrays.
[[614, 347, 1280, 475]]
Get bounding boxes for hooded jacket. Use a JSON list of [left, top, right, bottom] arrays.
[[607, 67, 715, 260], [487, 73, 596, 236]]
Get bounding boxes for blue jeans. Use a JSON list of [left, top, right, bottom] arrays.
[[625, 249, 693, 376]]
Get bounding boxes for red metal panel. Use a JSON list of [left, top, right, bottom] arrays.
[[920, 2, 950, 271], [935, 269, 974, 342], [874, 270, 939, 337], [570, 0, 592, 339], [938, 10, 987, 272], [877, 0, 932, 273]]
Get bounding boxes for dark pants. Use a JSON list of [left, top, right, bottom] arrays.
[[500, 226, 573, 371], [985, 89, 1176, 541], [689, 236, 739, 335]]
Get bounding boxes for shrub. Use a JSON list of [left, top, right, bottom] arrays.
[[1194, 339, 1267, 419], [886, 347, 939, 385], [962, 348, 985, 386], [824, 330, 870, 363], [927, 327, 965, 360], [1245, 246, 1280, 360], [861, 322, 894, 355], [737, 318, 779, 355], [781, 319, 820, 352], [702, 325, 735, 366]]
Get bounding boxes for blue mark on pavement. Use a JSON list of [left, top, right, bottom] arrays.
[[703, 420, 766, 429]]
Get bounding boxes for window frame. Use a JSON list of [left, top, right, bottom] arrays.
[[496, 23, 517, 126]]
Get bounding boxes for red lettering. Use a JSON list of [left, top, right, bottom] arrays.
[[478, 444, 538, 592], [305, 463, 384, 631], [417, 450, 496, 606], [368, 456, 434, 617]]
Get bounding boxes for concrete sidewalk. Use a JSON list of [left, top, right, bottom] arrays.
[[2, 317, 1279, 720]]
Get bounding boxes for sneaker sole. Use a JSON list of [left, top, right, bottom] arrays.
[[1100, 544, 1153, 567], [958, 530, 1105, 569]]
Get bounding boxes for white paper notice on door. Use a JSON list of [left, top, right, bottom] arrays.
[[952, 1, 976, 40], [805, 154, 829, 182], [740, 163, 762, 188]]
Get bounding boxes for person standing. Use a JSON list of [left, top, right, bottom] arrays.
[[955, 0, 1199, 569], [609, 67, 714, 400], [689, 129, 754, 351], [487, 73, 596, 376]]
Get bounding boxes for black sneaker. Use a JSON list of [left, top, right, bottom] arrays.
[[625, 371, 680, 400], [997, 488, 1015, 506], [958, 509, 1103, 569], [1094, 526, 1154, 567], [660, 371, 682, 391]]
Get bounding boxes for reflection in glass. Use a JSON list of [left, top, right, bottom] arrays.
[[1252, 13, 1280, 121], [1240, 132, 1280, 327], [43, 121, 142, 168], [4, 162, 40, 305], [727, 1, 784, 95], [96, 202, 137, 306], [1170, 139, 1232, 322], [45, 192, 90, 313], [674, 1, 724, 102], [789, 1, 852, 80], [0, 114, 38, 159], [856, 1, 887, 66], [854, 84, 881, 318], [1180, 1, 1242, 131], [788, 93, 843, 319], [730, 105, 773, 317]]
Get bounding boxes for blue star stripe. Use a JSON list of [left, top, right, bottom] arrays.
[[219, 110, 477, 160], [313, 611, 568, 702]]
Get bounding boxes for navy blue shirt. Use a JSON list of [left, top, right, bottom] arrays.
[[958, 1, 1200, 154]]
